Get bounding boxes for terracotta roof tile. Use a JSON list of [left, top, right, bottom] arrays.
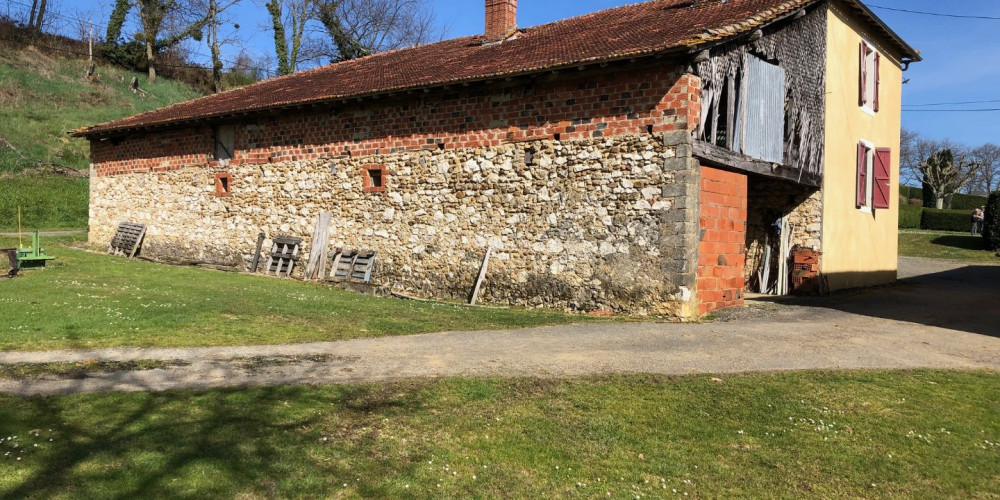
[[75, 0, 819, 137]]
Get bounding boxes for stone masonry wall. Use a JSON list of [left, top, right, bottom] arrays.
[[89, 61, 704, 316], [92, 134, 696, 315]]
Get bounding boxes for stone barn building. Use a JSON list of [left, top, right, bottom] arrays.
[[74, 0, 919, 318]]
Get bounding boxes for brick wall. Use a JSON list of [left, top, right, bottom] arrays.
[[697, 166, 747, 315], [90, 63, 700, 177]]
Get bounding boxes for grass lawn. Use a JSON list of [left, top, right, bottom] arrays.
[[0, 174, 89, 231], [898, 230, 999, 264], [0, 370, 997, 498], [0, 44, 201, 230], [0, 236, 586, 351]]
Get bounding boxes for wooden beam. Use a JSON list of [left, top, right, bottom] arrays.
[[692, 140, 821, 187], [468, 246, 492, 306]]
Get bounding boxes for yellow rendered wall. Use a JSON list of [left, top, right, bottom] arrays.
[[821, 1, 904, 290]]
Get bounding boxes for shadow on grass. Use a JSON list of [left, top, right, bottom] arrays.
[[0, 382, 431, 499], [930, 235, 987, 251]]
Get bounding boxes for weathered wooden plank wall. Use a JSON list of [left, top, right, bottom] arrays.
[[696, 5, 827, 180]]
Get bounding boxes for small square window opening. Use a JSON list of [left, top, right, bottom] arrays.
[[215, 172, 232, 197], [363, 165, 388, 193]]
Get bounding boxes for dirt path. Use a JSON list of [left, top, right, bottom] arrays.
[[1, 257, 997, 395]]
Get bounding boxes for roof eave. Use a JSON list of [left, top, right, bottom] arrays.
[[840, 0, 921, 62], [71, 47, 698, 140]]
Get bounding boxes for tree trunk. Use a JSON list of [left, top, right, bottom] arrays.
[[935, 197, 944, 210], [33, 0, 47, 32], [266, 0, 290, 76], [146, 39, 157, 83], [209, 0, 221, 92], [27, 0, 38, 29]]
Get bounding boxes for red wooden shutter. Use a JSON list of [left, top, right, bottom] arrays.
[[859, 43, 867, 106], [873, 147, 892, 209], [857, 142, 868, 207], [874, 52, 881, 112]]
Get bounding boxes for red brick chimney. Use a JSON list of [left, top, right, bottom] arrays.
[[485, 0, 517, 42]]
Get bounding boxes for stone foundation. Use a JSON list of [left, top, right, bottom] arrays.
[[90, 133, 700, 315]]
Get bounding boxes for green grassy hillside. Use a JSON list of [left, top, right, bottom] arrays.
[[0, 45, 200, 170], [0, 43, 200, 230]]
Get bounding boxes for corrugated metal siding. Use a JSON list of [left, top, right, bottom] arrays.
[[741, 55, 785, 163]]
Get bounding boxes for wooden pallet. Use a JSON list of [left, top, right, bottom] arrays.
[[264, 236, 302, 277], [109, 222, 146, 258], [327, 248, 375, 284]]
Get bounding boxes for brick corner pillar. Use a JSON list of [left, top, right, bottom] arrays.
[[697, 166, 747, 316]]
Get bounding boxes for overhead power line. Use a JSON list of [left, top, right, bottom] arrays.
[[865, 4, 1000, 21], [903, 109, 1000, 113], [903, 99, 1000, 107]]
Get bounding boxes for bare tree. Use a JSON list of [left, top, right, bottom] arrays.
[[27, 0, 38, 27], [899, 128, 923, 187], [136, 0, 210, 83], [314, 0, 437, 62], [971, 143, 1000, 195], [189, 0, 243, 91], [262, 0, 439, 77], [919, 147, 982, 209], [25, 0, 49, 33]]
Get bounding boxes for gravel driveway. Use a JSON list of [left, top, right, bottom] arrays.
[[1, 257, 997, 395]]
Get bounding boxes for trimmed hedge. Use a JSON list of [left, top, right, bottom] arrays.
[[899, 185, 987, 210], [900, 186, 922, 200], [920, 209, 975, 232], [984, 192, 1000, 251], [899, 204, 922, 229], [951, 192, 988, 210]]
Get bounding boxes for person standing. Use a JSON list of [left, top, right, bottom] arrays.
[[972, 208, 983, 235]]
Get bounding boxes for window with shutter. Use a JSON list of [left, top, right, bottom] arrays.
[[859, 42, 878, 113], [873, 52, 881, 113], [857, 142, 868, 208], [859, 42, 867, 107], [873, 148, 892, 209]]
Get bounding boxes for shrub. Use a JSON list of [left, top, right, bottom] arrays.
[[951, 192, 989, 210], [898, 204, 922, 229], [984, 192, 1000, 251], [920, 209, 975, 232]]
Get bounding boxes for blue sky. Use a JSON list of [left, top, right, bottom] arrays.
[[22, 0, 1000, 146]]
